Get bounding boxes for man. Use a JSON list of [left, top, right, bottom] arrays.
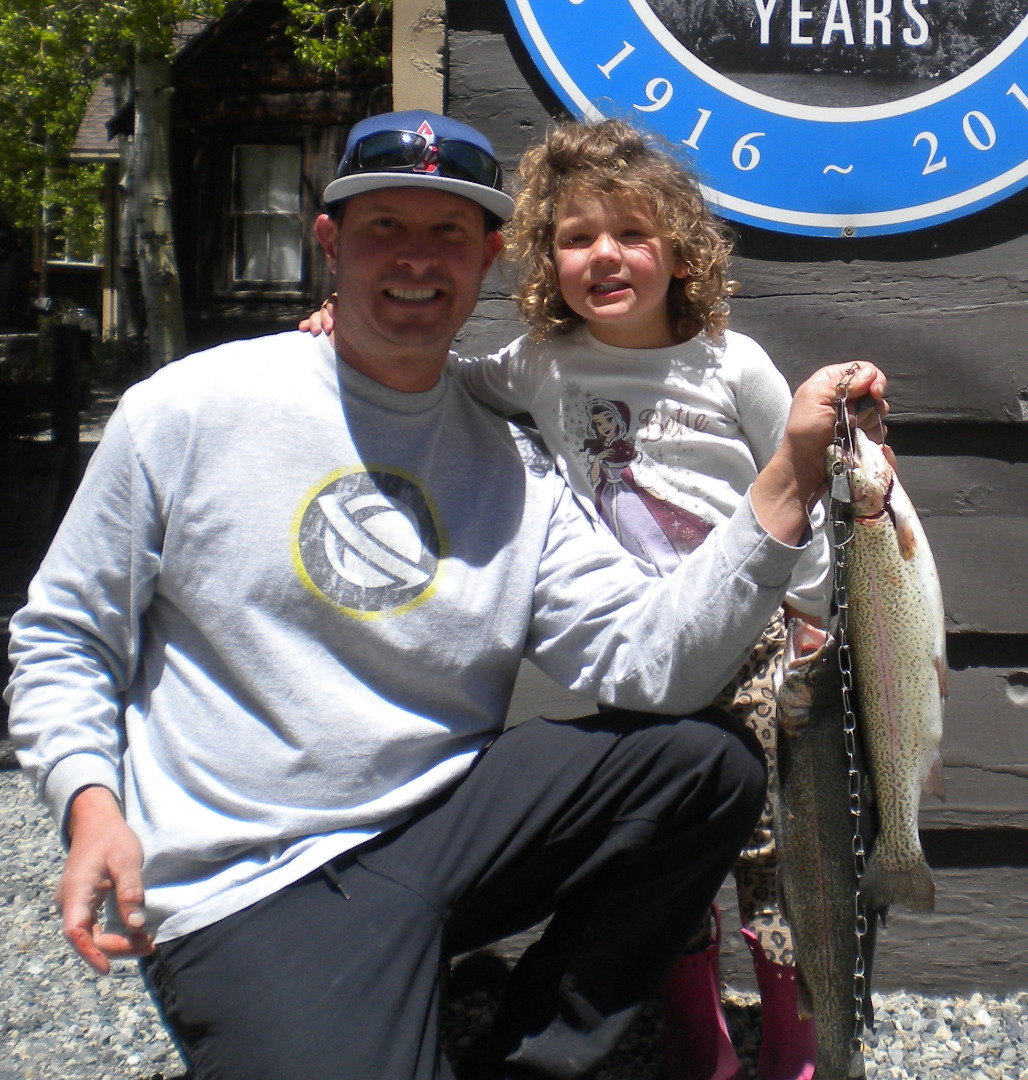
[[6, 111, 886, 1080]]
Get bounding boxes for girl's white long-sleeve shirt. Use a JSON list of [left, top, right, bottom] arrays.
[[453, 325, 830, 616]]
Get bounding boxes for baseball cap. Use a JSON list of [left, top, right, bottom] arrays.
[[323, 110, 515, 222]]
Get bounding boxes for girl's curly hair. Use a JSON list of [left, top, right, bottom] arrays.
[[504, 118, 737, 341]]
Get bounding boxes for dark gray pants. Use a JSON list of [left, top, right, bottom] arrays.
[[143, 708, 766, 1080]]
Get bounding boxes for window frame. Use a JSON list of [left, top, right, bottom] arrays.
[[229, 142, 305, 293]]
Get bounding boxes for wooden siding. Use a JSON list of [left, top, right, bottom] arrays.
[[449, 0, 1028, 992]]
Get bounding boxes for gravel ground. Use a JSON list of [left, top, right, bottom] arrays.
[[2, 740, 1026, 1080]]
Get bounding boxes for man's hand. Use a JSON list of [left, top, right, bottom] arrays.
[[751, 361, 888, 547], [298, 293, 337, 337], [54, 785, 154, 974]]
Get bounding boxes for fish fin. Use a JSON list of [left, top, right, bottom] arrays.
[[892, 502, 919, 561], [923, 754, 946, 802], [935, 654, 950, 700], [861, 769, 875, 808], [776, 871, 790, 925], [861, 849, 936, 913], [795, 966, 815, 1021]]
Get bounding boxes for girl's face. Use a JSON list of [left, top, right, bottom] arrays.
[[552, 187, 687, 350], [592, 408, 617, 441]]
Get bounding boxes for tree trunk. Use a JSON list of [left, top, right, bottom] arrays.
[[113, 73, 145, 360], [131, 53, 187, 371]]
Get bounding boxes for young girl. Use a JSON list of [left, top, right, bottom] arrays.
[[305, 118, 826, 1080]]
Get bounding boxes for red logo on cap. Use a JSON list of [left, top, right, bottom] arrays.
[[416, 120, 439, 174]]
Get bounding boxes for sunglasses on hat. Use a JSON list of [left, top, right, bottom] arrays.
[[340, 130, 503, 191]]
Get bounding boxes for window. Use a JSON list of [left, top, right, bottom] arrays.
[[43, 169, 105, 267], [231, 144, 302, 287]]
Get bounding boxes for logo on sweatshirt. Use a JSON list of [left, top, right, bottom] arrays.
[[505, 0, 1028, 236], [292, 467, 447, 617]]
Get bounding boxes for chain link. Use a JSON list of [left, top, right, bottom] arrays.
[[829, 366, 870, 1059]]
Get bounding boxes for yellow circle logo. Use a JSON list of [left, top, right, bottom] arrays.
[[292, 467, 447, 618]]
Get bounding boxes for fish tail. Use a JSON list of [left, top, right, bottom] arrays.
[[848, 1046, 868, 1078], [861, 849, 936, 912]]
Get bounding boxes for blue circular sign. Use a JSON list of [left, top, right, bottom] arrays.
[[505, 0, 1028, 236]]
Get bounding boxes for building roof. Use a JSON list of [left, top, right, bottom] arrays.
[[69, 78, 119, 162], [69, 15, 223, 163]]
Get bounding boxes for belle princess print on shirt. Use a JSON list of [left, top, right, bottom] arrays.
[[581, 397, 712, 574]]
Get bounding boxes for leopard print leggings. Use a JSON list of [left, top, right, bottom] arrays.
[[686, 609, 795, 966]]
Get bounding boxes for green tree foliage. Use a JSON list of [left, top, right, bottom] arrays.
[[281, 0, 392, 74], [0, 0, 229, 248], [0, 0, 389, 260], [0, 1, 98, 234]]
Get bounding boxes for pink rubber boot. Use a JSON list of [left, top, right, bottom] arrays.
[[741, 926, 816, 1080], [660, 907, 745, 1080]]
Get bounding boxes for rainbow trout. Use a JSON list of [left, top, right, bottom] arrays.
[[827, 427, 946, 913], [774, 618, 878, 1080]]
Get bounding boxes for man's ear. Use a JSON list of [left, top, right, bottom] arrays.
[[483, 229, 504, 272], [315, 214, 339, 270]]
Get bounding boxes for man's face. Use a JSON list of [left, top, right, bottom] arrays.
[[315, 188, 503, 391]]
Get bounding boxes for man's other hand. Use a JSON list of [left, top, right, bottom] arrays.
[[55, 785, 154, 973]]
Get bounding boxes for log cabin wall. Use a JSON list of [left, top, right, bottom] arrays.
[[445, 0, 1028, 993]]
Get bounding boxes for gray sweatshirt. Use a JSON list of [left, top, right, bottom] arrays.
[[6, 331, 803, 942]]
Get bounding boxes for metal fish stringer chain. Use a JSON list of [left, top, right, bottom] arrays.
[[829, 364, 872, 1060]]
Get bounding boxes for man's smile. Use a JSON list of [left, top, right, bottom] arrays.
[[385, 286, 444, 301]]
